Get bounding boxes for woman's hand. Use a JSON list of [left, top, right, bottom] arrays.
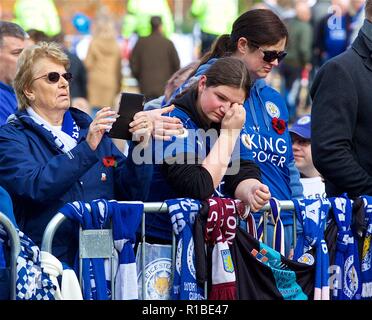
[[246, 181, 271, 212], [235, 178, 271, 212], [221, 103, 246, 130], [129, 111, 154, 147], [133, 105, 184, 141], [86, 107, 118, 151]]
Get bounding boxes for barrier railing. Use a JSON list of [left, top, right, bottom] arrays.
[[41, 200, 296, 300], [0, 211, 21, 300]]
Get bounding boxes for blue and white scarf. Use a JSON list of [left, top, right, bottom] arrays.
[[257, 198, 285, 255], [109, 200, 143, 300], [293, 198, 330, 300], [360, 196, 372, 299], [27, 108, 80, 155], [60, 200, 110, 300], [166, 198, 204, 300], [329, 195, 362, 300], [16, 230, 58, 300], [59, 199, 143, 300]]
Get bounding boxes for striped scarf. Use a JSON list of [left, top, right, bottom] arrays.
[[205, 197, 237, 300], [360, 196, 372, 299], [329, 195, 362, 300], [257, 198, 285, 255], [293, 198, 330, 300]]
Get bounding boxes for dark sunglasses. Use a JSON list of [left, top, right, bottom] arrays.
[[32, 72, 73, 84], [251, 43, 287, 63]]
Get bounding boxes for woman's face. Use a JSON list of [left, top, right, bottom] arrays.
[[26, 58, 70, 113], [237, 37, 287, 81], [197, 76, 245, 123]]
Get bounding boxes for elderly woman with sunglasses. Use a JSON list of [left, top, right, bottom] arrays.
[[162, 9, 302, 257], [0, 41, 170, 265]]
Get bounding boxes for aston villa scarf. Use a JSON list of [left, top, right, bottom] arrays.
[[205, 197, 237, 300]]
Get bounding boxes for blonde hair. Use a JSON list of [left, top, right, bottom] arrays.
[[13, 41, 70, 110]]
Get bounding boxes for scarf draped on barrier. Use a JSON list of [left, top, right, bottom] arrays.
[[109, 201, 143, 300], [60, 200, 110, 300], [15, 230, 58, 300], [360, 196, 372, 299], [293, 198, 330, 300], [59, 199, 143, 300], [165, 198, 204, 300], [257, 198, 285, 255], [329, 195, 362, 300], [205, 197, 237, 300], [235, 200, 257, 238]]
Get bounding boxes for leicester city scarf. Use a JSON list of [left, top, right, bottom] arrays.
[[293, 198, 330, 300], [329, 195, 362, 300], [60, 200, 110, 300], [257, 198, 285, 255], [205, 197, 237, 300], [108, 200, 143, 300], [27, 108, 80, 154], [166, 198, 204, 300], [360, 196, 372, 299], [59, 199, 143, 300]]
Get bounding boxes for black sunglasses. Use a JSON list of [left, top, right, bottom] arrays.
[[32, 72, 73, 84], [251, 43, 287, 63]]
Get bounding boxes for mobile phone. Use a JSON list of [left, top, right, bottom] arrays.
[[108, 92, 145, 140]]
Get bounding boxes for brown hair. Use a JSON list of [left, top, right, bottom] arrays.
[[197, 9, 288, 68], [198, 57, 251, 98]]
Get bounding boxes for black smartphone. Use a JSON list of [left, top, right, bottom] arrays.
[[108, 92, 145, 140]]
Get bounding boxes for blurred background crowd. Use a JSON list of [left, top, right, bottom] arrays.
[[0, 0, 366, 122]]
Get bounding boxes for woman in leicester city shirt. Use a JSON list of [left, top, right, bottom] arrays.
[[165, 9, 301, 256], [147, 57, 271, 241]]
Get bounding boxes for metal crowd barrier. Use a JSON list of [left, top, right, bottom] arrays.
[[0, 211, 21, 300], [41, 200, 296, 300]]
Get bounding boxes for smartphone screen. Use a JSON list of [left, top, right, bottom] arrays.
[[108, 92, 145, 140]]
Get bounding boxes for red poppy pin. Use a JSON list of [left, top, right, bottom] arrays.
[[271, 117, 286, 135], [102, 156, 117, 168]]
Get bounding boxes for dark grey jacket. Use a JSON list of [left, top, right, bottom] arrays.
[[311, 19, 372, 197]]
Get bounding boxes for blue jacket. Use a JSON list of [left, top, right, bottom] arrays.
[[0, 82, 18, 126], [0, 107, 152, 264], [169, 60, 302, 225]]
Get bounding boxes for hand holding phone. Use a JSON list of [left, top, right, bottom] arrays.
[[108, 92, 145, 140]]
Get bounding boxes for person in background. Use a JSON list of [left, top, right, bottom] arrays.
[[349, 0, 366, 44], [289, 115, 325, 199], [52, 32, 90, 115], [85, 15, 122, 115], [279, 1, 313, 122], [0, 21, 28, 125], [130, 16, 180, 101], [190, 0, 239, 55], [0, 41, 154, 265], [13, 0, 61, 37], [313, 0, 351, 67], [122, 0, 174, 39], [144, 61, 199, 111], [147, 57, 271, 241], [311, 0, 372, 198]]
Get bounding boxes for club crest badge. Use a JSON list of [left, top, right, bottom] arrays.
[[297, 115, 311, 125], [265, 101, 280, 118], [297, 253, 315, 266], [221, 249, 234, 273], [241, 133, 252, 150]]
